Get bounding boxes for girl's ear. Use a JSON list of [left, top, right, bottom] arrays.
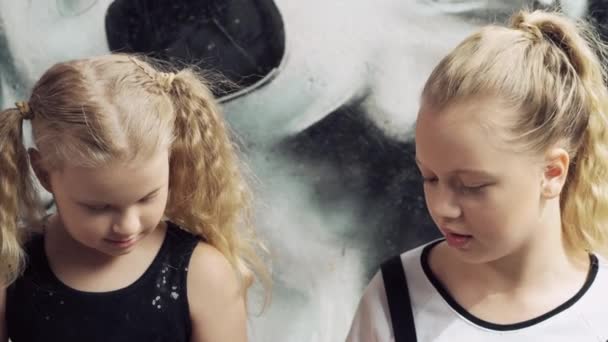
[[28, 148, 52, 193], [540, 147, 569, 199]]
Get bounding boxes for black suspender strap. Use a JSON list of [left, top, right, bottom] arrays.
[[381, 255, 418, 342]]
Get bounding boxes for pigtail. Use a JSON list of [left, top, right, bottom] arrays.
[[162, 68, 271, 301], [0, 107, 43, 285]]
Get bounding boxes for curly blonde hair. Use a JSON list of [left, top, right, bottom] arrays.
[[0, 108, 44, 286], [0, 54, 270, 300], [421, 9, 608, 257]]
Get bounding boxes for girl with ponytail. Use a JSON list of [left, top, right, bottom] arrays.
[[348, 9, 608, 342]]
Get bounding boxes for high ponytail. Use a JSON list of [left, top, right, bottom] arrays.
[[513, 10, 608, 256], [421, 9, 608, 256]]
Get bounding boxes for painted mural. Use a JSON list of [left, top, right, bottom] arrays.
[[0, 0, 600, 341]]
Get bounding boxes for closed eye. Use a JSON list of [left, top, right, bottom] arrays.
[[460, 183, 490, 194], [464, 184, 488, 189], [422, 177, 438, 183], [139, 191, 159, 203], [84, 204, 111, 212]]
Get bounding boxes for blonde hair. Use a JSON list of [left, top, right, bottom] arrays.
[[0, 54, 271, 300], [0, 108, 44, 286], [421, 10, 608, 257]]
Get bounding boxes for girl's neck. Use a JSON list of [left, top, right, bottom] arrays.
[[430, 204, 592, 324], [477, 235, 588, 293]]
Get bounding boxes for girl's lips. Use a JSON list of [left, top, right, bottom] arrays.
[[105, 237, 137, 248], [441, 228, 473, 248]]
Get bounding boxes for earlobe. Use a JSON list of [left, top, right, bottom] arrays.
[[542, 166, 563, 198], [541, 148, 569, 199], [28, 148, 52, 193]]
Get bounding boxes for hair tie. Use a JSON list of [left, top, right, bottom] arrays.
[[156, 72, 176, 91], [518, 22, 543, 42], [15, 101, 34, 120], [129, 56, 175, 92]]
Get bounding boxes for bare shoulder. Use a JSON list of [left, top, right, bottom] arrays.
[[187, 242, 239, 294], [187, 242, 247, 342]]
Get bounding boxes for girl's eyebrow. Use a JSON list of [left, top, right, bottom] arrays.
[[75, 187, 162, 205], [450, 169, 494, 177], [415, 157, 494, 177]]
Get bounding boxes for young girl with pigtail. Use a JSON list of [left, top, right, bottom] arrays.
[[0, 54, 269, 342]]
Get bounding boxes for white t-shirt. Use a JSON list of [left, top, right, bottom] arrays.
[[346, 240, 608, 342]]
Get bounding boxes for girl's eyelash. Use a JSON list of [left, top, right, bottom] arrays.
[[86, 205, 110, 211], [421, 178, 490, 191], [82, 192, 158, 210], [140, 194, 157, 203], [460, 183, 490, 194]]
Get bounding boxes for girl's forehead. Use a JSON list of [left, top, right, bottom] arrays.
[[420, 96, 513, 121], [54, 152, 169, 195], [416, 97, 520, 141], [414, 100, 524, 171]]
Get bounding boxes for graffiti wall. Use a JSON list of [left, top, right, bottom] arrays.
[[0, 0, 601, 341]]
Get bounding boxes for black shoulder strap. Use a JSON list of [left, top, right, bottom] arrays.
[[381, 255, 417, 342]]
